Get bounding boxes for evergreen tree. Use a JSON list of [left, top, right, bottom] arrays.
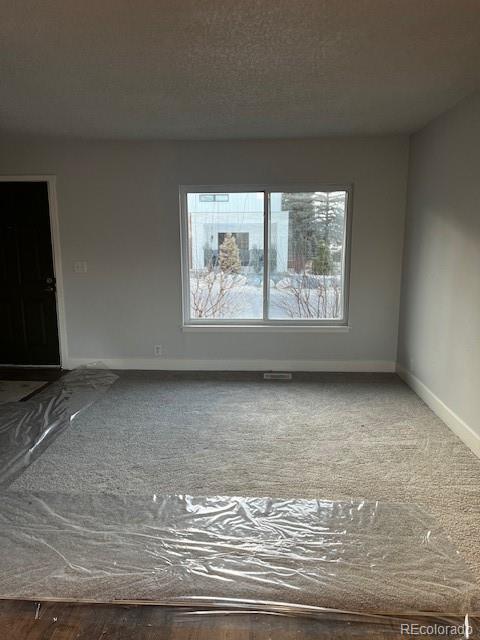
[[282, 191, 346, 273], [312, 240, 333, 275], [250, 245, 263, 274], [282, 192, 317, 272], [269, 244, 278, 273], [313, 191, 345, 246], [219, 233, 241, 274]]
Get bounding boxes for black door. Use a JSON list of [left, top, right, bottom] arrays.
[[0, 182, 60, 365]]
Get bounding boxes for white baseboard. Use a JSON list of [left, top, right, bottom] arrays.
[[397, 364, 480, 459], [64, 357, 396, 373]]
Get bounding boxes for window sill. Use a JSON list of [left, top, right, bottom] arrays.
[[182, 324, 351, 333]]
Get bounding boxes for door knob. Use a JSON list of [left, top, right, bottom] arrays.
[[44, 287, 55, 293]]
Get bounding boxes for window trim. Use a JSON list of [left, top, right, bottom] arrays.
[[179, 184, 353, 329]]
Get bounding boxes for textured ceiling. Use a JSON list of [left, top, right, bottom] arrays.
[[1, 0, 480, 139]]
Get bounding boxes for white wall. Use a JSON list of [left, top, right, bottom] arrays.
[[398, 91, 480, 451], [0, 136, 408, 370]]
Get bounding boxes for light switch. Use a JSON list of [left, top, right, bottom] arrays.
[[73, 261, 88, 273]]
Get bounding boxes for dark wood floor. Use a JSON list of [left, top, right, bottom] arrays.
[[0, 367, 63, 382], [0, 600, 476, 640], [0, 367, 63, 401]]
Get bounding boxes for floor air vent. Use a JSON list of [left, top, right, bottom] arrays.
[[263, 372, 292, 380]]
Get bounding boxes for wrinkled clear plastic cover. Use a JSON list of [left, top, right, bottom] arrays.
[[0, 365, 478, 633], [0, 493, 477, 615], [0, 366, 118, 488]]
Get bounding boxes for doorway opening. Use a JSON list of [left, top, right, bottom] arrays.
[[0, 180, 62, 366]]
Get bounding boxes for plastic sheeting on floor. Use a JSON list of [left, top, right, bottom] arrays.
[[0, 493, 477, 617], [0, 369, 478, 639], [0, 366, 118, 488]]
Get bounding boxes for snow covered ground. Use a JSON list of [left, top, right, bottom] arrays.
[[189, 277, 342, 320]]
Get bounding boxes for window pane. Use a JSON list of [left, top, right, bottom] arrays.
[[186, 192, 264, 320], [268, 191, 347, 320]]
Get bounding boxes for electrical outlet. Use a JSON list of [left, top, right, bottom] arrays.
[[154, 345, 163, 357]]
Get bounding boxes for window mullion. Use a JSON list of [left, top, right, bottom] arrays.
[[263, 191, 270, 322]]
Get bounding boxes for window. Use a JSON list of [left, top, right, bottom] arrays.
[[180, 187, 352, 326]]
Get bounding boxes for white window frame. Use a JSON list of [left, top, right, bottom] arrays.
[[179, 184, 353, 330]]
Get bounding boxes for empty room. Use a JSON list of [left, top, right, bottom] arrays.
[[1, 1, 480, 638]]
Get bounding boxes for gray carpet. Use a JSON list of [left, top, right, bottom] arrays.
[[10, 371, 480, 583]]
